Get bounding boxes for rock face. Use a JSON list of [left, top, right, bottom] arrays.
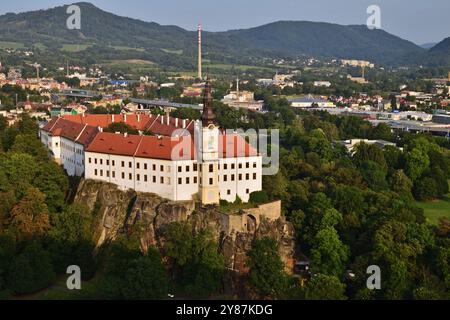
[[74, 179, 296, 295]]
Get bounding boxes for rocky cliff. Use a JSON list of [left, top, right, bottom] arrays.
[[74, 179, 296, 295]]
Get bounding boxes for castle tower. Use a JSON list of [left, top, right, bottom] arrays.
[[198, 24, 203, 80], [198, 79, 220, 205]]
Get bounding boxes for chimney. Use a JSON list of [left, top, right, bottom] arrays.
[[198, 24, 202, 80]]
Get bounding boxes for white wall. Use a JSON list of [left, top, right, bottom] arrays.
[[218, 156, 262, 203], [84, 152, 263, 203]]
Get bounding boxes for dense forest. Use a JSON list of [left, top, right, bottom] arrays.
[[0, 91, 449, 299]]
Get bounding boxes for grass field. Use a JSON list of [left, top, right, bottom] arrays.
[[161, 48, 183, 55], [415, 180, 450, 225], [111, 45, 146, 52], [61, 44, 92, 52], [0, 41, 24, 49], [416, 195, 450, 225]]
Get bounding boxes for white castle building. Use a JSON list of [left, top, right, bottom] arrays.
[[40, 82, 262, 204]]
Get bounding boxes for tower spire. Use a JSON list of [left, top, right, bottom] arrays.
[[201, 78, 216, 126]]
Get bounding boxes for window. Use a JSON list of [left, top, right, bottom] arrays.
[[106, 160, 109, 166], [95, 158, 97, 164], [121, 161, 125, 168], [193, 164, 198, 172], [89, 158, 92, 164], [224, 164, 228, 170], [246, 162, 250, 169], [100, 170, 103, 177], [137, 163, 140, 169], [227, 190, 231, 195], [194, 177, 198, 184], [94, 169, 98, 176], [209, 164, 214, 173], [112, 171, 115, 178], [209, 178, 213, 185], [129, 162, 132, 168], [186, 177, 190, 184], [224, 175, 228, 182], [253, 173, 257, 180], [231, 174, 235, 181], [144, 163, 147, 170], [106, 171, 110, 178], [137, 174, 140, 181], [122, 172, 125, 179], [246, 173, 250, 180], [153, 176, 156, 183], [238, 163, 242, 169], [186, 166, 190, 172], [100, 159, 103, 165], [178, 166, 182, 173], [160, 177, 164, 184], [239, 174, 242, 181], [253, 162, 257, 168], [231, 164, 235, 170], [160, 165, 164, 172], [246, 189, 250, 194], [112, 160, 115, 166], [129, 173, 132, 180], [153, 164, 156, 171], [178, 178, 182, 185]]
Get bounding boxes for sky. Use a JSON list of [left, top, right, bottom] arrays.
[[0, 0, 448, 45]]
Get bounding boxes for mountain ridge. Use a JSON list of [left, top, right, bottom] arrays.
[[0, 2, 447, 67]]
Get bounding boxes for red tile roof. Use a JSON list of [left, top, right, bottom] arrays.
[[61, 114, 195, 136], [42, 115, 258, 159], [85, 132, 258, 160], [41, 117, 99, 147]]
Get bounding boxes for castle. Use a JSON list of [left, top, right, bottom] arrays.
[[39, 82, 263, 204]]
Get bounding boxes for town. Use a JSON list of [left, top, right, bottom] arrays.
[[0, 1, 449, 305]]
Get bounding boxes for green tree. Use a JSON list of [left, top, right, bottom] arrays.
[[303, 274, 347, 300], [405, 148, 430, 181], [121, 249, 169, 300], [247, 237, 288, 298], [389, 170, 413, 199], [33, 161, 69, 214], [7, 242, 55, 295], [9, 187, 50, 241], [310, 227, 349, 277]]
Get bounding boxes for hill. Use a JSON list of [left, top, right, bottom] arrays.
[[0, 2, 446, 68], [425, 37, 450, 67]]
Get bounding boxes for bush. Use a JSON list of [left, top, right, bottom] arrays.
[[249, 191, 269, 205], [7, 242, 55, 295], [413, 177, 438, 201]]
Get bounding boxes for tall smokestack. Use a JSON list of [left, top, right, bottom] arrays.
[[198, 24, 202, 80]]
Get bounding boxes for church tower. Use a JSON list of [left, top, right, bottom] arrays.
[[198, 80, 220, 205]]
